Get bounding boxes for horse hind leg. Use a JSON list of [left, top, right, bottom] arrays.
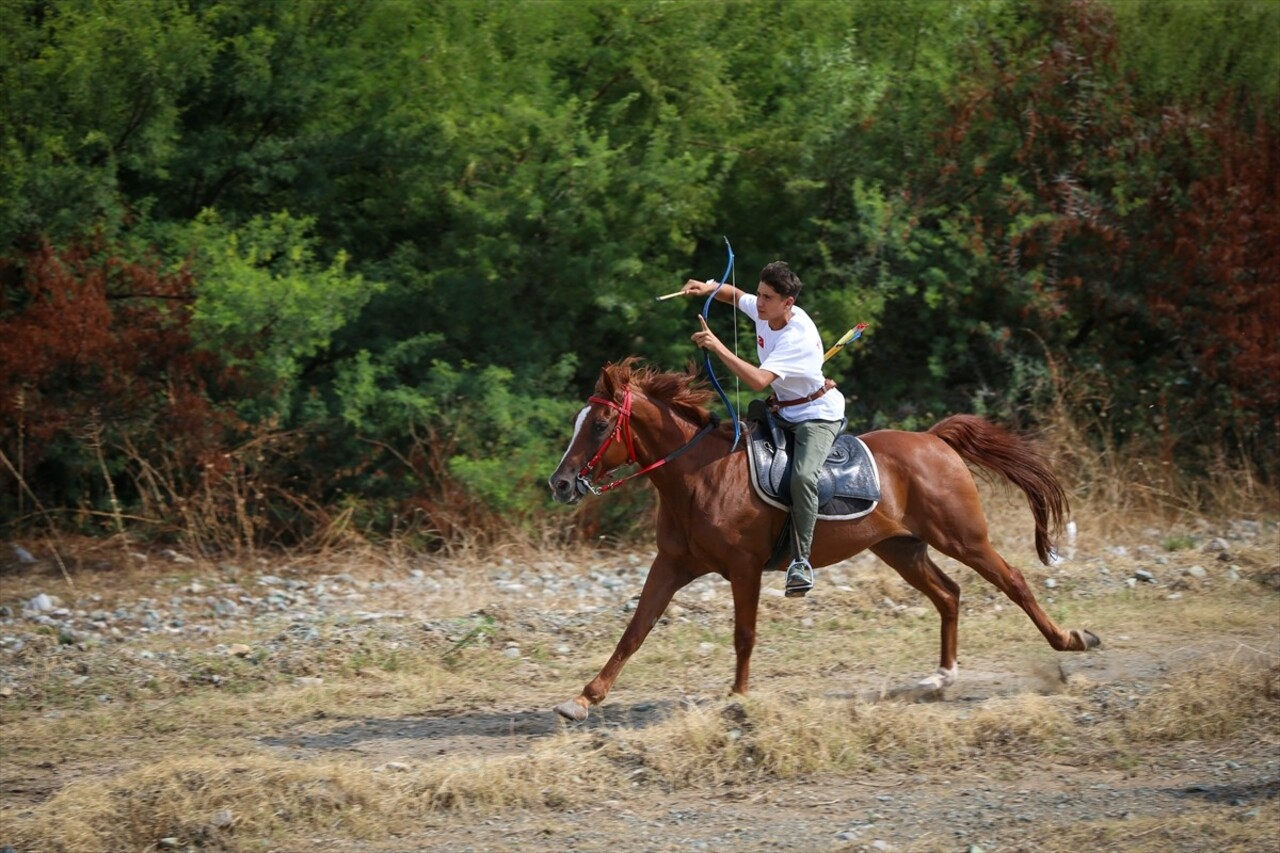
[[943, 538, 1100, 652], [872, 536, 961, 689]]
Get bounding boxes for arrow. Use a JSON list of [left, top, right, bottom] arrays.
[[823, 323, 868, 362]]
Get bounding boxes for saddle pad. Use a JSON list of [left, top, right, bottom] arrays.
[[746, 421, 881, 521]]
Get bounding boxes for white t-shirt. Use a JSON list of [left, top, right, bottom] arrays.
[[737, 294, 845, 423]]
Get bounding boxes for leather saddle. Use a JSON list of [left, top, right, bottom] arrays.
[[744, 399, 881, 522]]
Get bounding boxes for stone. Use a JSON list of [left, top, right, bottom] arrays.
[[25, 593, 56, 613]]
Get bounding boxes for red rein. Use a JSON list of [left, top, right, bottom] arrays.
[[577, 389, 716, 495]]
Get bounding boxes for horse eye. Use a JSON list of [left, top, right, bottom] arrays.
[[593, 419, 610, 435]]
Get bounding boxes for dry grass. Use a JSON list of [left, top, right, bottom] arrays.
[[6, 645, 1277, 851], [1122, 656, 1280, 743], [1032, 803, 1280, 853]]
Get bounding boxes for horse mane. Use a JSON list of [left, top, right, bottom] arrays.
[[595, 357, 716, 424]]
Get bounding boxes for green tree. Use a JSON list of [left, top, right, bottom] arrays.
[[0, 0, 210, 247], [178, 210, 380, 421]]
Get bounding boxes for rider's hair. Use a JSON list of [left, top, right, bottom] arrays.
[[759, 261, 803, 300]]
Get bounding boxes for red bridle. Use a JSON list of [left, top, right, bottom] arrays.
[[575, 388, 717, 495]]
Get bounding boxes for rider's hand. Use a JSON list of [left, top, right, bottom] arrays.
[[681, 278, 717, 298], [691, 314, 722, 352]]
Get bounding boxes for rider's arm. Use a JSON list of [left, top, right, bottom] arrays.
[[716, 348, 777, 392], [681, 279, 742, 306], [692, 316, 776, 392]]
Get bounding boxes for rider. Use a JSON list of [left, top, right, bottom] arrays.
[[685, 260, 844, 597]]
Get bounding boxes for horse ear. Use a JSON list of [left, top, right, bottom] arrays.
[[599, 358, 636, 399], [598, 361, 621, 398]]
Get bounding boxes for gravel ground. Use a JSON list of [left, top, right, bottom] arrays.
[[2, 518, 1277, 852]]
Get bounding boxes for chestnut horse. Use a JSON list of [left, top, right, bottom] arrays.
[[548, 359, 1099, 721]]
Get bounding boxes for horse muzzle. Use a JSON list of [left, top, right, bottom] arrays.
[[549, 472, 591, 505]]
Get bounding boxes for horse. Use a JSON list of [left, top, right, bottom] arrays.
[[547, 358, 1099, 722]]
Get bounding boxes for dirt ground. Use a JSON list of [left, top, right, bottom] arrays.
[[2, 523, 1278, 852], [266, 631, 1280, 853]]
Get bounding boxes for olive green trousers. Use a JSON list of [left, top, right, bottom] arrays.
[[777, 418, 843, 561]]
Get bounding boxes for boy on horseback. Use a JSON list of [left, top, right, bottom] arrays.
[[684, 261, 845, 597]]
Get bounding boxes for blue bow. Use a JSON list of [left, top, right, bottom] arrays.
[[701, 236, 740, 450]]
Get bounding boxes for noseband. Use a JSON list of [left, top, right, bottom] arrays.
[[575, 388, 718, 496]]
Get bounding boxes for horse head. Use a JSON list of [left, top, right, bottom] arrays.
[[547, 361, 639, 505], [548, 359, 716, 505]]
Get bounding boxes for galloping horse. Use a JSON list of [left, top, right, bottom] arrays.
[[548, 358, 1099, 722]]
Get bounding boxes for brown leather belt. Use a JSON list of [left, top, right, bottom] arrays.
[[768, 378, 836, 412]]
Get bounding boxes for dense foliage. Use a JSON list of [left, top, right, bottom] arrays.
[[2, 0, 1276, 549]]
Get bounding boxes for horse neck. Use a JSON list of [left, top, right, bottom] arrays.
[[628, 393, 716, 472]]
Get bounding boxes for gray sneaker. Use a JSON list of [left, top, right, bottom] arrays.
[[784, 558, 814, 598]]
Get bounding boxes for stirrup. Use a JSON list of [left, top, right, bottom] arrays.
[[785, 558, 814, 598]]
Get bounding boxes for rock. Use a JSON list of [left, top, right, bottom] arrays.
[[294, 677, 324, 687], [10, 543, 36, 564], [24, 593, 56, 613], [1203, 537, 1230, 553], [1134, 569, 1156, 583], [211, 809, 234, 828], [227, 643, 253, 658], [161, 549, 194, 564], [1044, 578, 1057, 589], [1184, 565, 1208, 580], [212, 599, 239, 617]]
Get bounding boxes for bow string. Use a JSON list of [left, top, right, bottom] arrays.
[[701, 236, 741, 451]]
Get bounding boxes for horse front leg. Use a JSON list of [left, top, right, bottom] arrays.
[[729, 567, 763, 696], [554, 557, 690, 722]]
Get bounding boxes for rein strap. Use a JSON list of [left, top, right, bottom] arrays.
[[577, 390, 719, 495]]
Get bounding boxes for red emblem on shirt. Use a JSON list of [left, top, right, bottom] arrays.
[[757, 335, 764, 348]]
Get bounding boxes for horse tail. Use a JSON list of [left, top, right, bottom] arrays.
[[928, 415, 1069, 566]]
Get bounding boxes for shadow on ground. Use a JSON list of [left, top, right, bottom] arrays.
[[259, 698, 683, 756]]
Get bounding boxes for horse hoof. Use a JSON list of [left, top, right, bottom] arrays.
[[1072, 628, 1101, 650], [916, 665, 958, 690], [554, 700, 589, 722]]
